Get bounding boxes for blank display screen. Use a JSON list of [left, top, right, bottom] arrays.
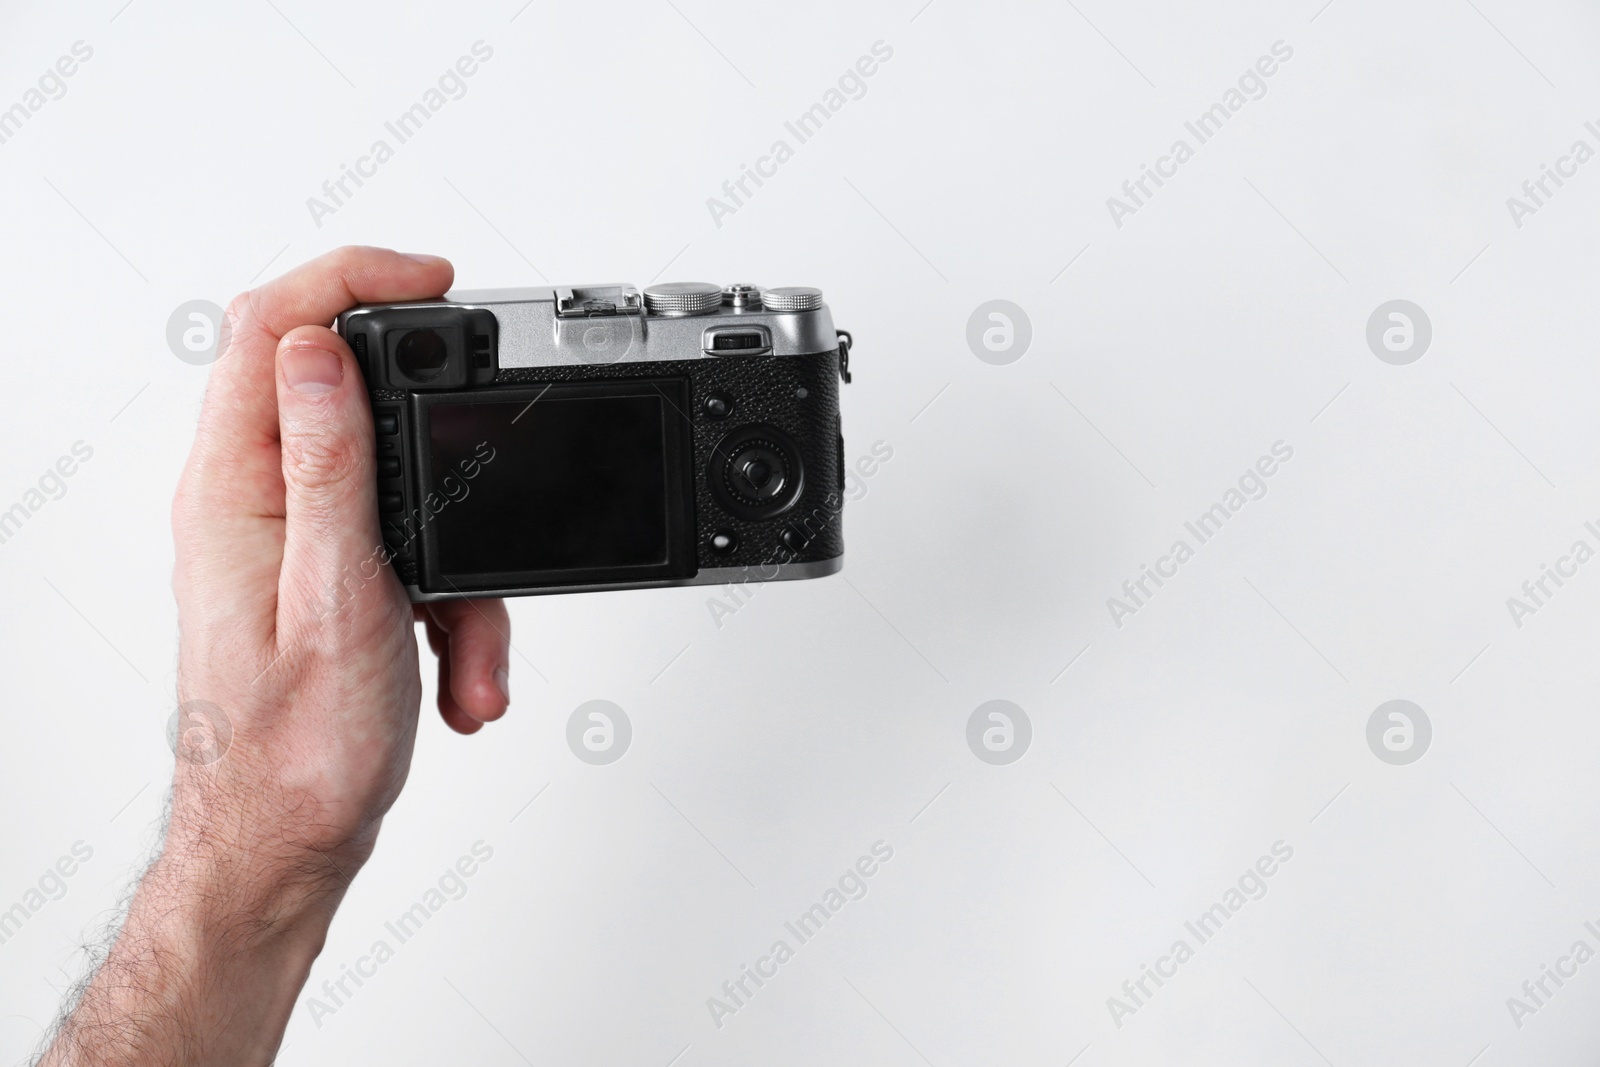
[[423, 380, 692, 587]]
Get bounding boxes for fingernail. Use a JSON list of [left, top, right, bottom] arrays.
[[402, 252, 448, 266], [493, 667, 511, 704], [282, 346, 344, 395]]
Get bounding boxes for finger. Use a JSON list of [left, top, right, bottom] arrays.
[[442, 703, 483, 734], [242, 245, 453, 342], [188, 247, 452, 517], [425, 599, 512, 723], [419, 613, 487, 734], [434, 646, 482, 735], [420, 611, 448, 657], [274, 325, 388, 622]]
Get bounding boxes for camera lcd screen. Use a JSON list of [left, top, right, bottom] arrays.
[[419, 379, 694, 590]]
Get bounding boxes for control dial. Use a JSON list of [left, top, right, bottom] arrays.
[[762, 286, 823, 312], [708, 424, 806, 520], [644, 282, 722, 316]]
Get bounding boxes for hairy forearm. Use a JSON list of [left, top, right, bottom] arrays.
[[40, 821, 347, 1067]]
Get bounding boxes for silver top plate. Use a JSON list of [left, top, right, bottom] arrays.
[[338, 283, 839, 369]]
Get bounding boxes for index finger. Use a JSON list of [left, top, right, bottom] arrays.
[[187, 246, 454, 504], [238, 245, 454, 345]]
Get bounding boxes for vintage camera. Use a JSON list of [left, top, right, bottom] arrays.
[[336, 282, 853, 601]]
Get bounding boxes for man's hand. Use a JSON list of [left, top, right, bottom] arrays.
[[40, 247, 511, 1067]]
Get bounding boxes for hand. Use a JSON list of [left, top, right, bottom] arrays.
[[169, 245, 512, 873], [41, 246, 513, 1067]]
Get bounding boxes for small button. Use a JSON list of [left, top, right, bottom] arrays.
[[710, 530, 738, 555], [378, 456, 401, 478], [742, 458, 774, 490], [702, 392, 734, 419], [382, 522, 412, 555], [376, 412, 399, 435], [728, 443, 788, 502], [722, 283, 761, 309], [781, 528, 808, 553], [379, 492, 404, 513]]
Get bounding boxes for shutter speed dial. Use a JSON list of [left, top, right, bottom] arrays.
[[643, 282, 723, 316]]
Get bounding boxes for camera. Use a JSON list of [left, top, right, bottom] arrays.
[[336, 282, 853, 601]]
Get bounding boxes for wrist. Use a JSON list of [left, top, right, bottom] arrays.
[[168, 751, 382, 889], [149, 823, 349, 948]]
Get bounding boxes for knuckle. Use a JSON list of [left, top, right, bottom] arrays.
[[223, 290, 268, 346], [170, 461, 223, 539], [281, 322, 330, 347], [329, 245, 370, 275], [223, 291, 252, 324], [223, 291, 255, 332], [283, 431, 357, 493]]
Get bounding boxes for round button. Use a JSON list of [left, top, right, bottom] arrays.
[[710, 530, 738, 555], [780, 527, 808, 553], [762, 286, 823, 312], [728, 444, 788, 502], [702, 391, 734, 419], [709, 424, 806, 520], [644, 282, 723, 316], [723, 283, 761, 309]]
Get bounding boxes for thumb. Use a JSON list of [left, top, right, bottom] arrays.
[[275, 325, 387, 622]]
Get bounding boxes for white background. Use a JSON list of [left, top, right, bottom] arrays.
[[2, 0, 1599, 1064]]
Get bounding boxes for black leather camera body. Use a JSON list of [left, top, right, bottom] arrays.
[[337, 282, 852, 601]]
